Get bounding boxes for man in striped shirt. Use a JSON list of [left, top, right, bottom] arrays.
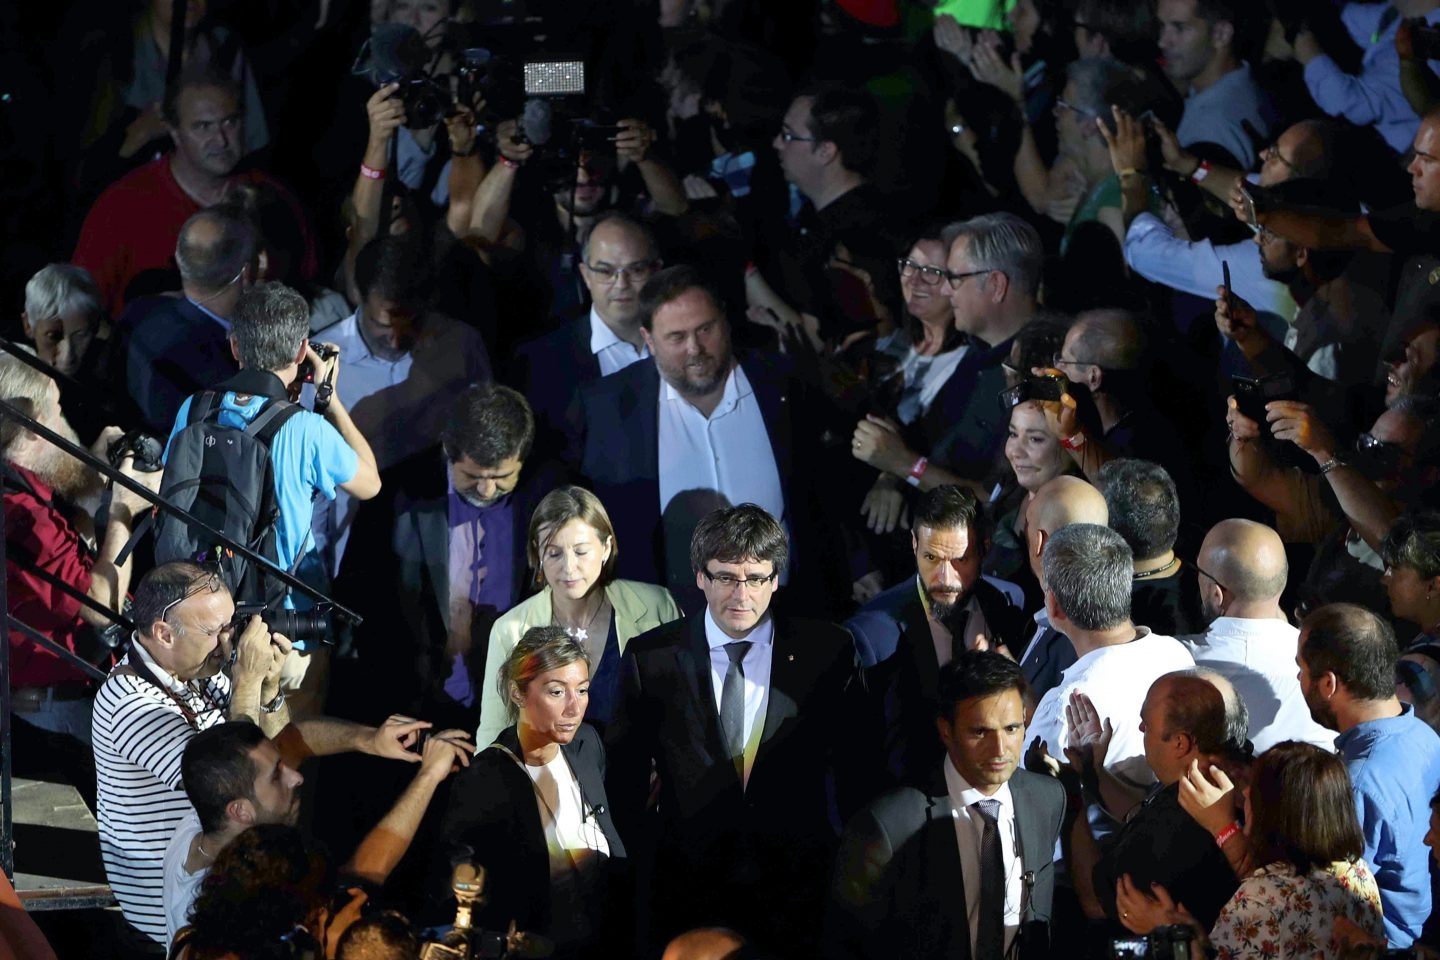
[[93, 561, 430, 947]]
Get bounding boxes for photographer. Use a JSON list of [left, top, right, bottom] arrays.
[[162, 282, 380, 714], [467, 109, 687, 328], [94, 561, 436, 950], [1, 353, 160, 759]]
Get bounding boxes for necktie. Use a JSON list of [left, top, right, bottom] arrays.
[[973, 798, 1005, 959], [720, 641, 753, 779], [946, 605, 972, 666]]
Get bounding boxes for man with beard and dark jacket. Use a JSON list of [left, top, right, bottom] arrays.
[[848, 485, 1027, 786]]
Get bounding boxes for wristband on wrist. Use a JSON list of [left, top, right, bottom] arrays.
[[452, 143, 477, 158], [1190, 159, 1212, 184], [499, 155, 520, 169], [1214, 820, 1241, 848], [359, 163, 385, 180], [905, 456, 929, 488], [1060, 431, 1087, 451], [1318, 456, 1344, 475], [1117, 167, 1140, 178]]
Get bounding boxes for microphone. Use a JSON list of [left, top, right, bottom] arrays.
[[359, 22, 431, 85], [518, 98, 552, 146]]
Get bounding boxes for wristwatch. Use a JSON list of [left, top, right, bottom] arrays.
[[261, 691, 286, 714]]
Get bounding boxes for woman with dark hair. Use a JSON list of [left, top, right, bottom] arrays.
[[1120, 741, 1384, 958], [476, 487, 680, 747], [435, 627, 627, 958]]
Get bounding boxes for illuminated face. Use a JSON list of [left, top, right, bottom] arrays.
[[516, 661, 590, 747], [773, 96, 824, 190], [900, 239, 953, 326], [450, 454, 524, 508], [1296, 637, 1338, 731], [945, 235, 997, 336], [1005, 402, 1068, 493], [555, 150, 615, 216], [165, 588, 238, 681], [1386, 327, 1440, 406], [538, 519, 612, 602], [1257, 126, 1307, 188], [641, 288, 733, 399], [697, 557, 778, 639], [1383, 563, 1436, 629], [246, 739, 304, 826], [360, 292, 418, 360], [1408, 120, 1440, 213], [1157, 0, 1215, 87], [580, 223, 658, 329], [913, 523, 984, 621], [24, 304, 96, 377], [169, 85, 243, 178], [937, 688, 1025, 794]]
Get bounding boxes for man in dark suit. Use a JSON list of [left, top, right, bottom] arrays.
[[606, 504, 856, 957], [848, 485, 1028, 787], [336, 383, 557, 729], [826, 651, 1067, 960], [510, 212, 660, 460], [123, 208, 255, 432], [568, 264, 841, 612]]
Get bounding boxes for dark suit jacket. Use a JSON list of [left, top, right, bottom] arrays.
[[509, 309, 595, 462], [605, 613, 857, 953], [825, 769, 1066, 960], [121, 294, 237, 432], [433, 723, 627, 948], [1018, 617, 1076, 704], [848, 577, 1029, 787], [568, 351, 842, 610]]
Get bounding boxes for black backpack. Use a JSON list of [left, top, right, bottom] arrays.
[[153, 391, 301, 606]]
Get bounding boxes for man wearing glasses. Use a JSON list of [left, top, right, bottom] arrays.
[[1177, 518, 1335, 752], [606, 503, 855, 958], [512, 212, 660, 460], [92, 561, 433, 949]]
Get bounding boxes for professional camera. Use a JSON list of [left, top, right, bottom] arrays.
[[354, 23, 493, 130], [419, 863, 553, 959], [107, 428, 165, 473], [232, 600, 335, 650]]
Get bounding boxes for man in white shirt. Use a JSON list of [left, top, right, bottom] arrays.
[[512, 213, 660, 460], [1180, 518, 1336, 752], [826, 650, 1067, 960], [1028, 524, 1195, 791], [573, 266, 839, 610]]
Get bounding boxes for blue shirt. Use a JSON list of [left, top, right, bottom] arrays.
[[165, 391, 358, 579], [1337, 703, 1440, 947]]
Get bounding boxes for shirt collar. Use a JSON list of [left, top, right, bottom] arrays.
[[943, 754, 1014, 811], [588, 306, 646, 356], [185, 296, 233, 333], [1337, 702, 1416, 752], [128, 635, 190, 696], [703, 607, 775, 651], [660, 362, 745, 412]]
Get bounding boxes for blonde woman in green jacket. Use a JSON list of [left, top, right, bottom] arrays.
[[476, 486, 682, 748]]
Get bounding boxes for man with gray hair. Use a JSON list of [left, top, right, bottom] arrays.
[[850, 212, 1043, 490], [124, 207, 258, 432], [1028, 523, 1194, 790], [162, 282, 380, 711]]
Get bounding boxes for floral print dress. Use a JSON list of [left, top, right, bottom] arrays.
[[1210, 859, 1384, 959]]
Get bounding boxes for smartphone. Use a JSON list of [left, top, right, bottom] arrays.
[[1221, 260, 1233, 313], [1109, 938, 1148, 960], [1237, 185, 1257, 227], [1231, 371, 1297, 424]]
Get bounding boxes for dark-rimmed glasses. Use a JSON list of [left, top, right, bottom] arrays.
[[582, 260, 658, 286], [701, 568, 778, 591], [898, 258, 950, 286]]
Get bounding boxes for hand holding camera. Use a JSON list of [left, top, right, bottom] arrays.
[[366, 83, 407, 152], [232, 614, 282, 687], [1213, 286, 1269, 359], [495, 119, 534, 166], [614, 118, 657, 164], [1265, 400, 1336, 463], [1225, 396, 1262, 441]]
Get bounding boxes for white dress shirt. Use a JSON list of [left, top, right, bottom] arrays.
[[1179, 616, 1336, 753], [656, 364, 786, 527], [705, 608, 774, 788], [944, 758, 1022, 957], [588, 307, 649, 377], [1029, 627, 1196, 791]]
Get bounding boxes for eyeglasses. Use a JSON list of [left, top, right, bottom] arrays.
[[582, 260, 658, 286], [1054, 98, 1101, 119], [777, 128, 818, 143], [1193, 564, 1228, 594], [1052, 354, 1102, 370], [158, 572, 224, 627], [945, 268, 993, 288], [1260, 142, 1296, 172], [701, 568, 778, 591], [898, 258, 950, 286]]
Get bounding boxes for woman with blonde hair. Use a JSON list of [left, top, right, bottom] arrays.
[[476, 486, 680, 747]]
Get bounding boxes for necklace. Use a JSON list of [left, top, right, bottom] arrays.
[[196, 835, 215, 861], [554, 593, 605, 643], [1132, 556, 1179, 581]]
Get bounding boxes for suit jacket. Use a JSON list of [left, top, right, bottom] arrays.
[[433, 723, 627, 948], [848, 577, 1029, 787], [121, 294, 237, 432], [605, 613, 857, 952], [825, 769, 1066, 960], [510, 309, 597, 462], [475, 579, 683, 748], [1018, 617, 1077, 704], [567, 351, 843, 610]]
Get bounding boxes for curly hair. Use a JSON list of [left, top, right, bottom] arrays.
[[177, 825, 334, 960]]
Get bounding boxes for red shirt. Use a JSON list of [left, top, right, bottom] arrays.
[[71, 156, 317, 317], [4, 464, 97, 688]]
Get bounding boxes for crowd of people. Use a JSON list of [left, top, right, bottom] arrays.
[[10, 0, 1440, 957]]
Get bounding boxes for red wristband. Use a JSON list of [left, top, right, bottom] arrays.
[[499, 155, 520, 169], [359, 163, 385, 181], [1214, 821, 1241, 848], [905, 456, 929, 488], [1059, 431, 1087, 451], [1190, 159, 1212, 184]]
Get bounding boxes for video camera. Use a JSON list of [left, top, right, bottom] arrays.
[[354, 22, 495, 129], [419, 863, 553, 959]]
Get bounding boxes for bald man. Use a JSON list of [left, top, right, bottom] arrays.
[[661, 927, 748, 960], [1178, 519, 1334, 751], [1016, 476, 1109, 700]]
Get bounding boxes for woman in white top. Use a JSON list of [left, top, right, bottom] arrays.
[[475, 486, 680, 748], [436, 627, 627, 959]]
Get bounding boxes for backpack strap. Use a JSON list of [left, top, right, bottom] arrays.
[[187, 391, 219, 427], [245, 398, 303, 445]]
